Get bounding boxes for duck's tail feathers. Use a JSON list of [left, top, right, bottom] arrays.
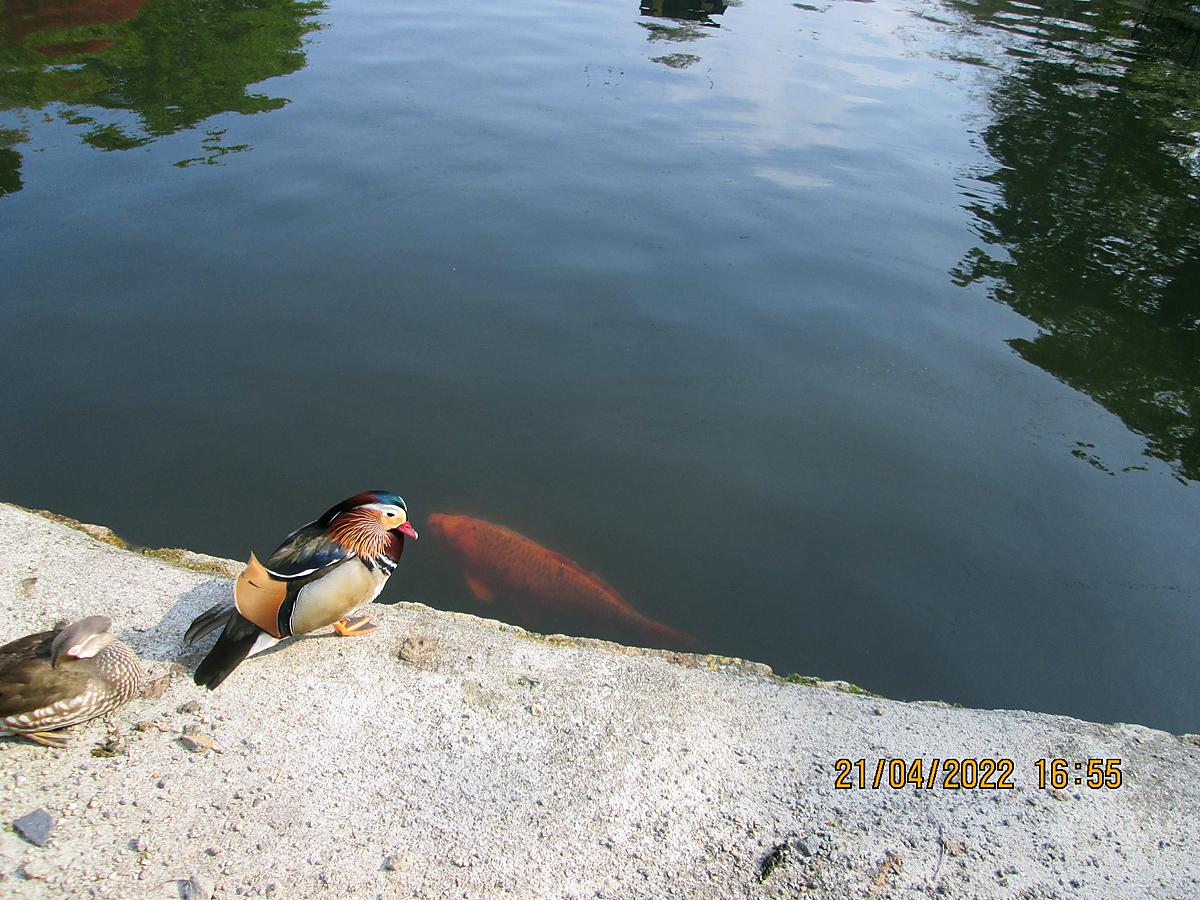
[[184, 598, 237, 645], [192, 611, 261, 690]]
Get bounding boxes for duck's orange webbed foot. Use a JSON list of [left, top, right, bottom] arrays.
[[332, 616, 377, 637]]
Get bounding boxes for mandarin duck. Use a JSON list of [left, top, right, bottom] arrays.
[[0, 616, 145, 747], [185, 491, 417, 689]]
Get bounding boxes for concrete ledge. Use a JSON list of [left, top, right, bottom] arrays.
[[0, 502, 1197, 898]]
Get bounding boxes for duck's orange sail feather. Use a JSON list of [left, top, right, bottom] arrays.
[[234, 553, 288, 638]]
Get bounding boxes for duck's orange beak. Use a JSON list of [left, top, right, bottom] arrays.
[[397, 521, 419, 539]]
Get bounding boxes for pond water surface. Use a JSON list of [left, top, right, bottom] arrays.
[[2, 0, 1198, 732]]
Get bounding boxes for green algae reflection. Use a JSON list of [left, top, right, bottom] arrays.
[[948, 0, 1200, 482], [0, 0, 326, 189]]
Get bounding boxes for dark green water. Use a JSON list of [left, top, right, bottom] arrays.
[[2, 0, 1197, 731]]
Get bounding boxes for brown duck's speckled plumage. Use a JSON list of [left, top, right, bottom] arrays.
[[0, 625, 144, 744]]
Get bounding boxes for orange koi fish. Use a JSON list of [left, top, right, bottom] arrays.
[[426, 514, 697, 649]]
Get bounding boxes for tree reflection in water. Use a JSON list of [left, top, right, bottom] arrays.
[[0, 0, 326, 187], [948, 0, 1200, 482], [637, 0, 733, 69]]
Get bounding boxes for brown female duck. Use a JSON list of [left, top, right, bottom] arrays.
[[0, 616, 145, 747]]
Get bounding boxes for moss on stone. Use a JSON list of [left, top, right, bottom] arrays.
[[510, 627, 776, 678], [779, 672, 883, 698], [134, 547, 237, 577], [782, 674, 823, 687], [14, 503, 236, 577]]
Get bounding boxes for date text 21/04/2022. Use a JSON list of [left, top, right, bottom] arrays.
[[833, 758, 1124, 791]]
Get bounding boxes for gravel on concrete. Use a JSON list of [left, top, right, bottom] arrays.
[[0, 501, 1198, 898]]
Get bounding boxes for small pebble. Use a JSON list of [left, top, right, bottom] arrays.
[[180, 874, 215, 900], [141, 674, 171, 699], [179, 732, 215, 753], [12, 808, 55, 847], [20, 860, 51, 880], [177, 701, 202, 715]]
